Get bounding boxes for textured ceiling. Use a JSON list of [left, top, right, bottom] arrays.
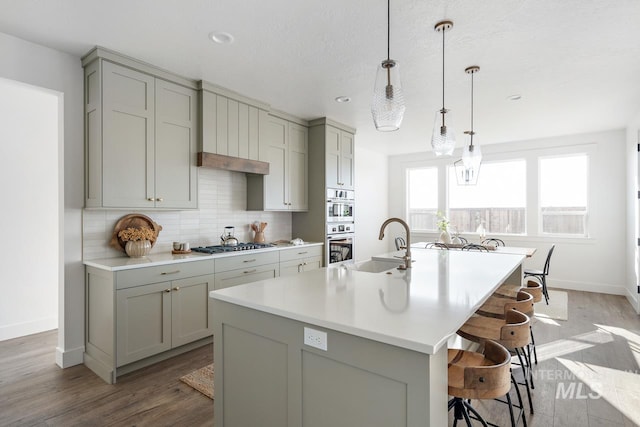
[[2, 0, 640, 154]]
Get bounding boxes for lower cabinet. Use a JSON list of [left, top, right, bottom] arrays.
[[279, 245, 323, 277], [116, 274, 214, 366], [214, 251, 280, 290], [84, 260, 215, 384]]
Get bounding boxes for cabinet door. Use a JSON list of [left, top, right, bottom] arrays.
[[214, 264, 279, 290], [288, 123, 308, 211], [102, 61, 155, 208], [171, 274, 214, 347], [302, 256, 323, 272], [116, 282, 171, 366], [340, 131, 355, 190], [264, 116, 289, 210], [155, 79, 198, 209], [325, 126, 341, 189], [279, 259, 305, 277]]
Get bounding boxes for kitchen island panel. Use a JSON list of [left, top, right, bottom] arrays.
[[213, 299, 447, 427]]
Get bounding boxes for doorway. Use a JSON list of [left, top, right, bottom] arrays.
[[0, 77, 61, 341]]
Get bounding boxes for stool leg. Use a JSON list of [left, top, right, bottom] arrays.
[[463, 400, 488, 427], [515, 347, 534, 415], [530, 326, 538, 365], [526, 344, 535, 389], [506, 391, 517, 427], [511, 373, 528, 427]]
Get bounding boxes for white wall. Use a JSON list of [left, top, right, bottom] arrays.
[[625, 114, 640, 312], [0, 78, 60, 340], [388, 129, 628, 296], [354, 146, 389, 261], [84, 168, 292, 259], [0, 32, 84, 367]]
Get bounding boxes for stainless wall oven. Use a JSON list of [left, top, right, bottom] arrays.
[[327, 233, 354, 265], [327, 188, 354, 223]]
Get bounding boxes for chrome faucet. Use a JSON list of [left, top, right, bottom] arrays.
[[378, 217, 412, 269]]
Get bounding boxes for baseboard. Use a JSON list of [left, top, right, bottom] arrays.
[[624, 287, 639, 314], [548, 278, 627, 296], [56, 344, 85, 368], [0, 318, 57, 342]]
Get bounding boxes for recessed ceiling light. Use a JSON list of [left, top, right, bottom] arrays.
[[507, 94, 522, 101], [208, 31, 234, 44], [335, 96, 351, 103]]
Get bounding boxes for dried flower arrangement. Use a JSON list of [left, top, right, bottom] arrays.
[[117, 227, 155, 242]]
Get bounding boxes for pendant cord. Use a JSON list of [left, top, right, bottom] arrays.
[[441, 27, 445, 110], [387, 0, 390, 61]]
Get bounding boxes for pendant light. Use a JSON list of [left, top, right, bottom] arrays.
[[431, 20, 456, 156], [371, 0, 405, 132], [455, 65, 482, 185]]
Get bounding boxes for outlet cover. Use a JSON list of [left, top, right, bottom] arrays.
[[303, 327, 327, 351]]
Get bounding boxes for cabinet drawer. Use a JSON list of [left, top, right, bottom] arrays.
[[279, 245, 323, 262], [214, 263, 279, 290], [116, 260, 215, 289], [215, 251, 279, 273]]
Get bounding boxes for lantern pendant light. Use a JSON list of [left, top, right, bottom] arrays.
[[371, 0, 405, 132], [431, 20, 456, 156], [455, 65, 482, 185]]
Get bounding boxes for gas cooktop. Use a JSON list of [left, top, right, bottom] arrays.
[[191, 242, 275, 254]]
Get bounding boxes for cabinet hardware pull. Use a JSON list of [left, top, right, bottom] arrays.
[[156, 197, 163, 202], [173, 286, 180, 291], [164, 288, 171, 293], [147, 197, 155, 201], [243, 259, 256, 263], [243, 269, 257, 274], [297, 251, 308, 255], [161, 270, 181, 275]]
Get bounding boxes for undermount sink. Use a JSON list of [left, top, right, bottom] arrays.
[[348, 259, 403, 273]]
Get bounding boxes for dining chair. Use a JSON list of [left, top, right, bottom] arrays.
[[461, 243, 489, 252], [524, 245, 555, 304], [482, 238, 505, 247]]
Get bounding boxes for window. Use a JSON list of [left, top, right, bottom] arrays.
[[539, 154, 588, 236], [407, 167, 438, 231], [448, 160, 526, 235]]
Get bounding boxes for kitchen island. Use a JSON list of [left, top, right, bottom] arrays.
[[210, 248, 525, 427]]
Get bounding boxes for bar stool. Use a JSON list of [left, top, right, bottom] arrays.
[[477, 290, 538, 366], [448, 340, 522, 426], [458, 309, 535, 416]]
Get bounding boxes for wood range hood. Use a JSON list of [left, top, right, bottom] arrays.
[[197, 152, 269, 175]]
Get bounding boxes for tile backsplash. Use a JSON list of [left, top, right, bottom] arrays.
[[83, 168, 292, 260]]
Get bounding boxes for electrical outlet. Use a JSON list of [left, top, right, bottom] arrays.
[[304, 327, 327, 351]]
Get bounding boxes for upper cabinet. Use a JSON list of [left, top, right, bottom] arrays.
[[247, 113, 309, 211], [83, 48, 198, 209], [198, 82, 269, 163], [325, 125, 355, 190]]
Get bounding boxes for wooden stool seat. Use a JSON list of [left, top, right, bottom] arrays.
[[477, 291, 534, 318], [458, 310, 530, 349], [495, 280, 543, 303], [448, 341, 511, 400]]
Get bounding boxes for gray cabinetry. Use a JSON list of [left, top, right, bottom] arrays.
[[214, 251, 279, 290], [279, 245, 323, 277], [83, 50, 198, 209], [324, 123, 354, 190], [247, 114, 309, 211], [199, 82, 269, 161], [84, 259, 214, 383]]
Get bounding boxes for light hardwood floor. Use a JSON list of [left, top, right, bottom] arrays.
[[0, 332, 213, 426], [1, 290, 638, 426], [452, 290, 640, 427]]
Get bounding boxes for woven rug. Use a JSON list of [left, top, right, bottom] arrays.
[[180, 363, 214, 399], [535, 290, 568, 320]]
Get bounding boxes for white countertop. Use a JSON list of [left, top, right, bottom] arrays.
[[84, 242, 323, 271], [210, 248, 525, 355]]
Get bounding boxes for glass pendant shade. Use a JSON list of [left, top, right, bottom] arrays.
[[454, 158, 480, 185], [431, 108, 456, 156], [462, 141, 482, 170], [372, 60, 405, 131]]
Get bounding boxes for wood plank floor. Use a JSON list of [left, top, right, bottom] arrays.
[[0, 290, 638, 426], [0, 332, 213, 426], [451, 290, 640, 427]]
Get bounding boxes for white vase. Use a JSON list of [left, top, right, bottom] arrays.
[[125, 240, 152, 257], [439, 230, 451, 244]]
